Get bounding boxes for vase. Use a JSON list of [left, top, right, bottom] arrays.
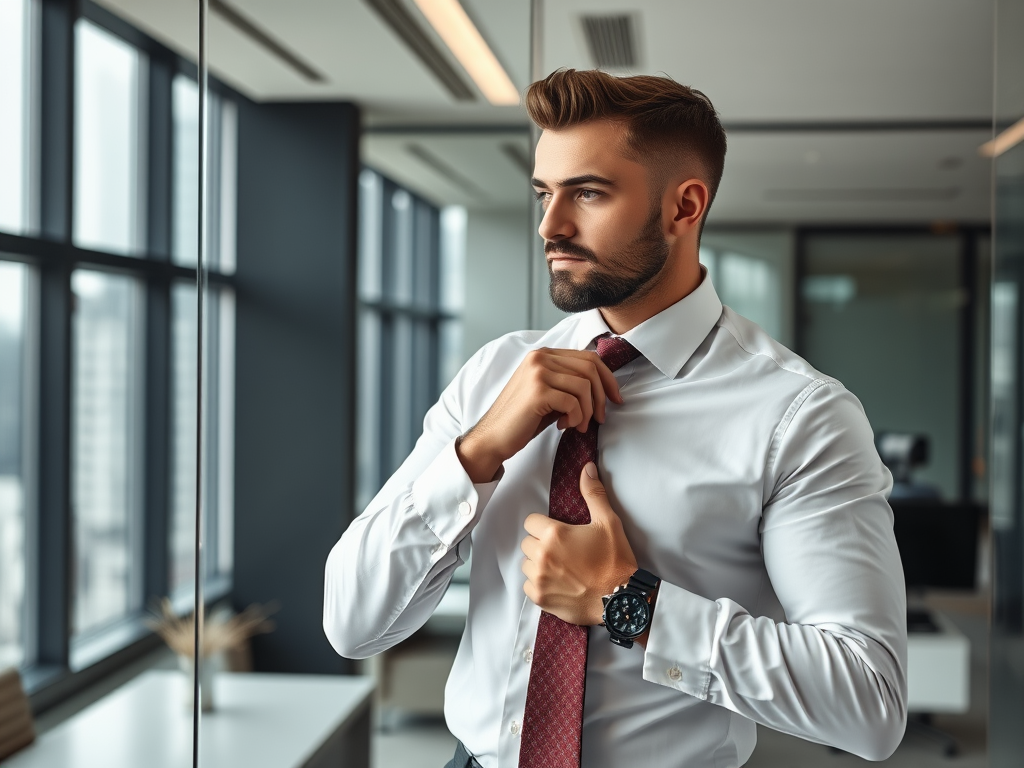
[[178, 654, 219, 712]]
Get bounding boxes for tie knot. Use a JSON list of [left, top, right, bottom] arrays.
[[596, 335, 641, 372]]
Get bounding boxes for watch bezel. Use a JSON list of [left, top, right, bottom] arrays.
[[601, 588, 652, 640]]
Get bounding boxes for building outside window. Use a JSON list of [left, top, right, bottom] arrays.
[[0, 261, 33, 670], [70, 269, 144, 641]]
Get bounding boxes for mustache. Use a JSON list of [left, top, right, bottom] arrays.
[[544, 241, 597, 262]]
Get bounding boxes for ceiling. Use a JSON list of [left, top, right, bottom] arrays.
[[98, 0, 996, 222]]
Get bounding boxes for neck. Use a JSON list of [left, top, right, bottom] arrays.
[[598, 250, 702, 335]]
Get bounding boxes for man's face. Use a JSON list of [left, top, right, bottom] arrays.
[[532, 121, 669, 313]]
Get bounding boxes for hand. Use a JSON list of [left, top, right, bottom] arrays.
[[520, 462, 637, 625], [457, 349, 622, 483]]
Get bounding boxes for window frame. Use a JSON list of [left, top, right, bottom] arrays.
[[356, 168, 456, 510], [0, 0, 238, 707]]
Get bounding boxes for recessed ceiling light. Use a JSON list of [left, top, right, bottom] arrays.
[[979, 117, 1024, 158], [412, 0, 520, 106]]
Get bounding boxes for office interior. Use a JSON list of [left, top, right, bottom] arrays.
[[1, 0, 1023, 766]]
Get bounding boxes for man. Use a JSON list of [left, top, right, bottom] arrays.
[[324, 69, 907, 768]]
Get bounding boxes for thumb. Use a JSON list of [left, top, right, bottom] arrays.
[[580, 462, 619, 522]]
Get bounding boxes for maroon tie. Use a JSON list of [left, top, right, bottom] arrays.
[[518, 335, 642, 768]]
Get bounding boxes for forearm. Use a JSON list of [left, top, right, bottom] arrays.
[[643, 585, 906, 760], [323, 437, 497, 658]]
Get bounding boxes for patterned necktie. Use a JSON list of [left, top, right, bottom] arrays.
[[518, 335, 642, 768]]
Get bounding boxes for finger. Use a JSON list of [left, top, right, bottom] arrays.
[[521, 557, 540, 584], [521, 534, 542, 561], [524, 512, 554, 538], [579, 461, 620, 523], [545, 389, 585, 432], [546, 357, 609, 424], [541, 371, 594, 432], [551, 350, 623, 405]]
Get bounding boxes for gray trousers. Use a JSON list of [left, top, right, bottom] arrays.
[[444, 740, 484, 768]]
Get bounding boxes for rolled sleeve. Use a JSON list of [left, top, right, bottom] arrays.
[[642, 582, 719, 700]]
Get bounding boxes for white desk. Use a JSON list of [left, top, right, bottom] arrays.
[[906, 609, 970, 714], [7, 671, 374, 768]]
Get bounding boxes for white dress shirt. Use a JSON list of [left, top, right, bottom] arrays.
[[324, 273, 908, 768]]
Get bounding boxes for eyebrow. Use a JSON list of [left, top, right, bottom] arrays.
[[530, 173, 616, 189]]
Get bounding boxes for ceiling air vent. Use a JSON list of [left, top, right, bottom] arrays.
[[580, 14, 638, 70]]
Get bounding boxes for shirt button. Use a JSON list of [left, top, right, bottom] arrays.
[[510, 720, 521, 736], [458, 501, 472, 518], [668, 667, 682, 681], [523, 648, 533, 663]]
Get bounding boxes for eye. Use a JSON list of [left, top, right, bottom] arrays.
[[577, 188, 601, 201], [534, 190, 551, 204]]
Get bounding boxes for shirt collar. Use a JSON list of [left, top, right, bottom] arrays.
[[571, 268, 724, 379]]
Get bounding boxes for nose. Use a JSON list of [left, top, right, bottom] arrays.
[[538, 193, 576, 243]]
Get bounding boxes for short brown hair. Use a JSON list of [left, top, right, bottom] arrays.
[[526, 69, 727, 221]]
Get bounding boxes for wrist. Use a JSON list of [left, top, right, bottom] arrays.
[[456, 432, 504, 484]]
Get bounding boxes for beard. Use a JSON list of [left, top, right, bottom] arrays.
[[547, 204, 669, 313]]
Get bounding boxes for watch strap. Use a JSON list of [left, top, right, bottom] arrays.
[[628, 568, 660, 596]]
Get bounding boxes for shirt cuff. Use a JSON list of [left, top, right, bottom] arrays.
[[411, 437, 502, 548], [642, 582, 718, 700]]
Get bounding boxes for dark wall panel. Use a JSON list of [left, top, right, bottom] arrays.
[[234, 101, 359, 674]]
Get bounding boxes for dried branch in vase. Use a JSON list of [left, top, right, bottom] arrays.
[[145, 599, 277, 659]]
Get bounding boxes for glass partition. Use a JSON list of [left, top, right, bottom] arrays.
[[990, 0, 1024, 763]]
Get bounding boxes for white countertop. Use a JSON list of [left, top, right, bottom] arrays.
[[7, 671, 374, 768]]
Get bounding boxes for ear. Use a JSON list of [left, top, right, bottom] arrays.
[[667, 179, 709, 238]]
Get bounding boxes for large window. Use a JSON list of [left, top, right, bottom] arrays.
[[73, 20, 144, 256], [0, 2, 238, 692], [0, 261, 33, 670], [0, 0, 33, 236], [356, 169, 464, 509]]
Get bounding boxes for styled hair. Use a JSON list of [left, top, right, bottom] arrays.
[[526, 69, 727, 222]]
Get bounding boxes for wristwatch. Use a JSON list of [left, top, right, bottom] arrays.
[[600, 568, 660, 648]]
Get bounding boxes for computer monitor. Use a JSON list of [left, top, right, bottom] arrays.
[[890, 501, 982, 591]]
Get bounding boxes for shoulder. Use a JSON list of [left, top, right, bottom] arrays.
[[717, 306, 839, 389]]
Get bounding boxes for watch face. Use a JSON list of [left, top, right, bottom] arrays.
[[605, 591, 650, 638]]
